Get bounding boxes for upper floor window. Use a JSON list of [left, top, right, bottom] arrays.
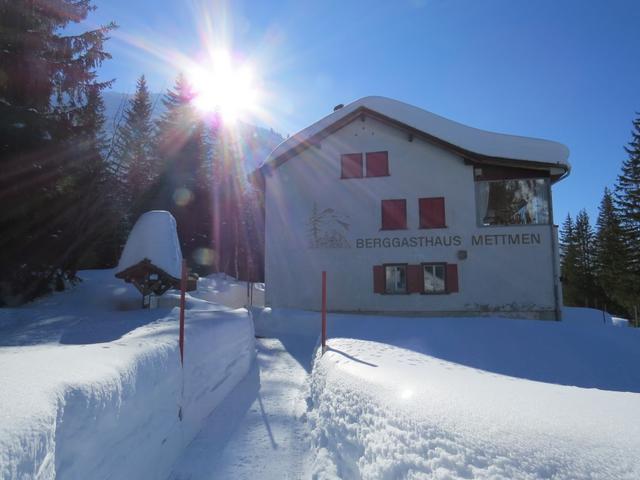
[[381, 199, 407, 230], [419, 197, 446, 229], [341, 151, 389, 179], [365, 151, 389, 177], [476, 178, 550, 226], [341, 153, 363, 178]]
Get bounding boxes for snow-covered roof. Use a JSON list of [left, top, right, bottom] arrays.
[[116, 211, 183, 279], [262, 96, 570, 176]]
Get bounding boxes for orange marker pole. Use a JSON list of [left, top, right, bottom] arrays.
[[321, 271, 327, 353], [179, 259, 187, 365]]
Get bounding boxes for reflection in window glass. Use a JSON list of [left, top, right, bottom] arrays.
[[476, 178, 550, 226], [385, 265, 407, 294], [423, 264, 445, 293]]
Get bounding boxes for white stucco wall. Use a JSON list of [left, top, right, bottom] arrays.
[[264, 115, 561, 319]]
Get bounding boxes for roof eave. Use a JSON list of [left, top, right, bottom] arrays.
[[258, 106, 571, 181]]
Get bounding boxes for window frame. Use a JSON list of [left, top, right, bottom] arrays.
[[365, 151, 390, 178], [421, 262, 447, 295], [419, 196, 447, 229], [383, 263, 409, 295], [381, 199, 407, 230], [340, 153, 364, 179], [474, 177, 552, 228]]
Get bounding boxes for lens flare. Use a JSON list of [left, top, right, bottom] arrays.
[[173, 187, 194, 207], [188, 50, 260, 122]]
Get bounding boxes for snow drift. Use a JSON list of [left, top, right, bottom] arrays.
[[256, 307, 640, 478], [0, 270, 254, 480], [192, 273, 265, 309], [309, 337, 640, 479], [257, 307, 639, 392]]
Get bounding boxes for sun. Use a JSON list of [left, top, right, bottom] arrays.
[[187, 50, 260, 122]]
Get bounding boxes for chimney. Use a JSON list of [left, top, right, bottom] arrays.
[[333, 103, 344, 112]]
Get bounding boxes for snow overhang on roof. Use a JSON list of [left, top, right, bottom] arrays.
[[259, 96, 571, 182]]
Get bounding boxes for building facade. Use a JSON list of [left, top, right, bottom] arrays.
[[260, 97, 570, 319]]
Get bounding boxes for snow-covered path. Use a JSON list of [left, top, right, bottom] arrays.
[[168, 335, 314, 480]]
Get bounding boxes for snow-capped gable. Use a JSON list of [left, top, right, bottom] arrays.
[[262, 96, 570, 175]]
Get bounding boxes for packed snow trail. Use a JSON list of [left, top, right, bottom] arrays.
[[168, 335, 314, 480]]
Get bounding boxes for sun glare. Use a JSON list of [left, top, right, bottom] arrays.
[[188, 50, 260, 122]]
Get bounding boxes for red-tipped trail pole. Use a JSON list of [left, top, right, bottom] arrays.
[[321, 271, 327, 353], [179, 259, 187, 365]]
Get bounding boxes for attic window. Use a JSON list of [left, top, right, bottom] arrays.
[[365, 151, 389, 177], [341, 153, 363, 178]]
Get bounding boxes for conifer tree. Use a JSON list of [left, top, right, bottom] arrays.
[[70, 86, 122, 269], [113, 74, 156, 219], [594, 188, 630, 314], [615, 113, 640, 242], [145, 74, 210, 264], [614, 113, 640, 320], [0, 0, 116, 304], [560, 213, 580, 306], [573, 210, 599, 307]]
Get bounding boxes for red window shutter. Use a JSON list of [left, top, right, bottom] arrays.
[[366, 151, 389, 177], [407, 265, 423, 293], [341, 153, 363, 178], [381, 199, 407, 230], [446, 264, 459, 293], [419, 197, 446, 228], [373, 265, 385, 293]]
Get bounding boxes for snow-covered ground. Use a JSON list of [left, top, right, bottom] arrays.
[[169, 335, 313, 480], [0, 269, 254, 480], [194, 273, 265, 309], [3, 270, 639, 480], [258, 307, 640, 479]]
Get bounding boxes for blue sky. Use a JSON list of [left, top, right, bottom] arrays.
[[90, 0, 640, 224]]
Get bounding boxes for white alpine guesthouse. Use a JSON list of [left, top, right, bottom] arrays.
[[259, 96, 571, 320]]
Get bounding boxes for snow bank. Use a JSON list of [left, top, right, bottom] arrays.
[[309, 337, 640, 479], [116, 210, 182, 278], [563, 307, 633, 327], [256, 308, 640, 478], [192, 273, 265, 309], [612, 316, 630, 327], [0, 270, 254, 480], [259, 307, 640, 391]]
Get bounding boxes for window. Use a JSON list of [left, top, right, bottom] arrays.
[[366, 151, 389, 177], [341, 153, 363, 178], [423, 263, 446, 293], [419, 197, 446, 229], [385, 264, 407, 294], [475, 178, 550, 226], [374, 263, 459, 294], [381, 199, 407, 230]]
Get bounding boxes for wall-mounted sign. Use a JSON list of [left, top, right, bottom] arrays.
[[354, 232, 542, 249]]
